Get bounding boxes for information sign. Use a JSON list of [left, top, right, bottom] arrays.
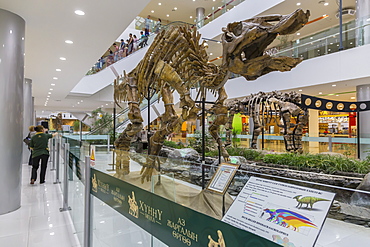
[[207, 163, 240, 194], [222, 176, 335, 247]]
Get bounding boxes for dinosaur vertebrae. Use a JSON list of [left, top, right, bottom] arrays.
[[226, 91, 308, 152]]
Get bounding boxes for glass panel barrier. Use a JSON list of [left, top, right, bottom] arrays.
[[87, 148, 370, 246]]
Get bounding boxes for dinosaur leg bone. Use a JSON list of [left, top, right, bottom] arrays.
[[140, 85, 182, 183], [114, 77, 143, 175]]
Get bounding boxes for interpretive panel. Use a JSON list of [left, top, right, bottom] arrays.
[[207, 163, 240, 194], [90, 169, 280, 247], [222, 177, 335, 247]]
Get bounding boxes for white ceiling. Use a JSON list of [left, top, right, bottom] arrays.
[[0, 0, 150, 113], [0, 0, 361, 117]]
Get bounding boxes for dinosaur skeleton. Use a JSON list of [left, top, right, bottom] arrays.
[[114, 9, 310, 182], [225, 91, 309, 153]]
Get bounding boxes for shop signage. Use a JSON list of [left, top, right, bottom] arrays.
[[207, 163, 240, 194], [90, 169, 279, 247], [222, 177, 335, 247]]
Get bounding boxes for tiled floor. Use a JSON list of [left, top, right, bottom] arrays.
[[0, 163, 80, 247]]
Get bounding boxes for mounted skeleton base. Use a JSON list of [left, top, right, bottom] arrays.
[[114, 9, 310, 182]]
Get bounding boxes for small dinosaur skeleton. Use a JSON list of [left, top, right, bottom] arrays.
[[293, 195, 330, 209], [225, 91, 308, 153], [114, 9, 310, 182]]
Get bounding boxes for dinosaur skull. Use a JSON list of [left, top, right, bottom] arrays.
[[221, 9, 310, 80]]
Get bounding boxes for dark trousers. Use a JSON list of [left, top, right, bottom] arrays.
[[31, 154, 49, 183], [28, 150, 33, 166]]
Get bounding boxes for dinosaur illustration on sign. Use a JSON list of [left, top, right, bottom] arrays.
[[293, 195, 330, 210]]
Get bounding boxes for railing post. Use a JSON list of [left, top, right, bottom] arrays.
[[51, 138, 56, 170], [201, 163, 205, 190], [60, 143, 71, 212], [84, 156, 93, 247], [328, 135, 333, 152], [54, 139, 61, 184]]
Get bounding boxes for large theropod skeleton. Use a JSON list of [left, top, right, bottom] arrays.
[[114, 9, 310, 181]]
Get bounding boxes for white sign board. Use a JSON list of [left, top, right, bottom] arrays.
[[222, 176, 335, 247], [207, 163, 239, 194]]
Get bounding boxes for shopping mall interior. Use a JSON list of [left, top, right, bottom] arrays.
[[1, 0, 370, 246]]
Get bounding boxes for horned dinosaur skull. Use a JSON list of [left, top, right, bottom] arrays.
[[221, 8, 310, 80]]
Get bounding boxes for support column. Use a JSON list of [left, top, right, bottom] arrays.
[[357, 85, 370, 159], [22, 78, 33, 164], [0, 9, 25, 214], [196, 7, 205, 28], [308, 109, 320, 154], [356, 0, 370, 45]]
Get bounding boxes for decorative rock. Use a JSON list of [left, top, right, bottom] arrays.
[[350, 172, 370, 206]]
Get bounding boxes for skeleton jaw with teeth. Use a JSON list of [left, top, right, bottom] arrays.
[[221, 9, 310, 80]]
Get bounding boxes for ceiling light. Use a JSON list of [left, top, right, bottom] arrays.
[[299, 89, 302, 92], [319, 92, 322, 94], [65, 40, 73, 44], [174, 7, 177, 10], [330, 43, 333, 45], [210, 53, 213, 55], [296, 3, 301, 6], [336, 94, 339, 96], [77, 102, 80, 104], [22, 37, 24, 40], [296, 33, 300, 36], [75, 10, 85, 16], [51, 83, 55, 86], [47, 95, 50, 98], [60, 57, 66, 61], [367, 18, 370, 22], [158, 2, 161, 5], [106, 104, 108, 105], [53, 77, 58, 80], [9, 30, 12, 34], [332, 84, 336, 87], [48, 92, 51, 94], [166, 14, 169, 17], [310, 37, 313, 39], [324, 2, 329, 6], [81, 100, 83, 102], [151, 10, 154, 13], [56, 69, 61, 72], [351, 97, 356, 99], [50, 88, 53, 91], [190, 16, 193, 18]]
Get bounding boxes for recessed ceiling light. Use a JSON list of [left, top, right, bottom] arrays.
[[158, 2, 161, 5], [51, 83, 55, 86], [310, 37, 313, 39], [332, 84, 336, 87], [48, 92, 51, 94], [367, 18, 370, 22], [336, 95, 339, 96], [166, 14, 169, 17], [324, 2, 329, 6], [77, 102, 80, 104], [50, 88, 53, 91], [106, 104, 108, 105], [75, 10, 85, 16], [53, 77, 58, 80], [299, 89, 302, 91], [22, 37, 24, 40], [296, 33, 300, 35], [190, 16, 193, 18], [81, 100, 83, 102], [296, 3, 301, 6], [60, 57, 66, 61], [319, 92, 322, 94], [174, 7, 177, 10], [151, 10, 154, 13], [210, 53, 213, 55], [65, 40, 73, 44], [351, 97, 356, 99], [47, 95, 50, 98], [56, 69, 61, 72], [9, 30, 12, 34]]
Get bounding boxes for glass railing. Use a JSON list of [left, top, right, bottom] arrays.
[[50, 134, 370, 246]]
